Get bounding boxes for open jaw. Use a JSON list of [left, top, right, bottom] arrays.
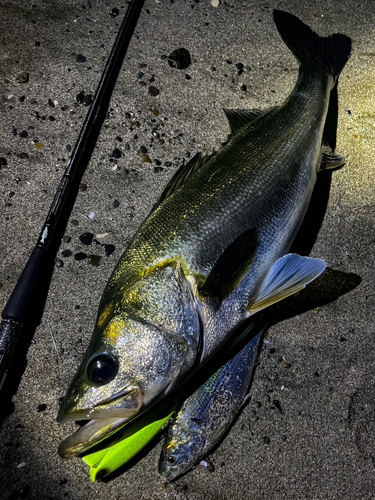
[[57, 390, 144, 458]]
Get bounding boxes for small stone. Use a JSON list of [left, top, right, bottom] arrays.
[[74, 252, 87, 261], [240, 84, 247, 91], [116, 136, 123, 142], [185, 74, 191, 80], [154, 159, 161, 166], [148, 86, 159, 96], [211, 0, 220, 6], [139, 63, 147, 68], [19, 130, 28, 138], [137, 71, 144, 79], [167, 48, 191, 69], [55, 259, 64, 268], [154, 166, 163, 173], [104, 244, 115, 256], [17, 152, 29, 159], [12, 128, 17, 136], [19, 95, 25, 102], [110, 148, 122, 158], [66, 144, 72, 152], [111, 7, 119, 17], [140, 146, 147, 154], [63, 236, 71, 243], [236, 62, 244, 70], [16, 72, 29, 83], [61, 250, 72, 257], [138, 81, 146, 87], [76, 93, 85, 103], [113, 199, 120, 208], [164, 161, 171, 167], [79, 232, 94, 245], [37, 404, 47, 412], [35, 41, 41, 47], [75, 54, 86, 63], [83, 94, 92, 106], [151, 108, 159, 116], [88, 255, 101, 266], [0, 158, 7, 167], [70, 219, 79, 226], [34, 142, 42, 149], [142, 153, 152, 163], [48, 98, 55, 107], [263, 436, 270, 445], [49, 116, 55, 121], [79, 183, 87, 191]]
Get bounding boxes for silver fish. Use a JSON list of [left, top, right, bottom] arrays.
[[57, 10, 351, 457]]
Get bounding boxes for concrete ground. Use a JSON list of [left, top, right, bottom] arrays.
[[0, 0, 374, 499]]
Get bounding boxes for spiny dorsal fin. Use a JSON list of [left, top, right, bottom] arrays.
[[200, 228, 259, 301], [248, 254, 326, 315], [152, 152, 216, 212], [223, 108, 267, 135]]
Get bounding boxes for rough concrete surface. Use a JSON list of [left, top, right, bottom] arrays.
[[0, 0, 374, 499]]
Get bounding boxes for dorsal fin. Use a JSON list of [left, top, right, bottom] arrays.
[[151, 152, 216, 211], [223, 108, 268, 135]]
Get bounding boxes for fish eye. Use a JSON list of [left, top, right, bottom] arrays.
[[167, 455, 176, 465], [87, 354, 118, 385]]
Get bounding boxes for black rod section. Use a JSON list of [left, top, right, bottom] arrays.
[[0, 0, 145, 394]]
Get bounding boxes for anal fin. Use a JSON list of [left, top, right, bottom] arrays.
[[248, 254, 326, 315]]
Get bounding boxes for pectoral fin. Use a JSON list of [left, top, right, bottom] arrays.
[[248, 254, 326, 315], [200, 229, 259, 301]]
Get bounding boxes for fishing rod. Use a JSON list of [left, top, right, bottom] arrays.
[[0, 0, 145, 397]]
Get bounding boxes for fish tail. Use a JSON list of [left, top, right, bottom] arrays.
[[273, 10, 351, 79]]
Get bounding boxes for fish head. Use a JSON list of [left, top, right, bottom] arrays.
[[159, 417, 206, 480], [58, 260, 201, 457]]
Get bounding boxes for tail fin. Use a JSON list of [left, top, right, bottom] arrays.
[[273, 10, 351, 79]]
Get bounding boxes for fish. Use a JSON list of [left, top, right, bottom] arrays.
[[159, 328, 263, 481], [82, 254, 325, 480], [57, 10, 351, 458]]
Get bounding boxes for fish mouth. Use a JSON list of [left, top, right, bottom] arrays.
[[57, 387, 144, 458]]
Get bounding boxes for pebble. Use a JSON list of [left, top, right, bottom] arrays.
[[83, 94, 92, 106], [113, 199, 120, 208], [0, 158, 7, 167], [142, 153, 152, 163], [74, 252, 87, 261], [240, 84, 247, 91], [36, 404, 47, 412], [104, 244, 115, 257], [110, 148, 122, 158], [148, 86, 159, 96], [16, 72, 29, 83], [48, 99, 55, 107], [111, 7, 119, 17], [34, 142, 42, 149], [19, 130, 28, 138], [70, 219, 79, 226], [154, 166, 163, 173], [79, 232, 94, 245], [88, 255, 101, 266], [167, 48, 191, 69], [211, 0, 220, 6], [63, 236, 71, 243], [96, 233, 109, 240], [76, 93, 85, 104], [17, 153, 29, 159], [61, 250, 72, 257], [19, 95, 25, 102], [55, 259, 64, 268], [75, 54, 86, 63]]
